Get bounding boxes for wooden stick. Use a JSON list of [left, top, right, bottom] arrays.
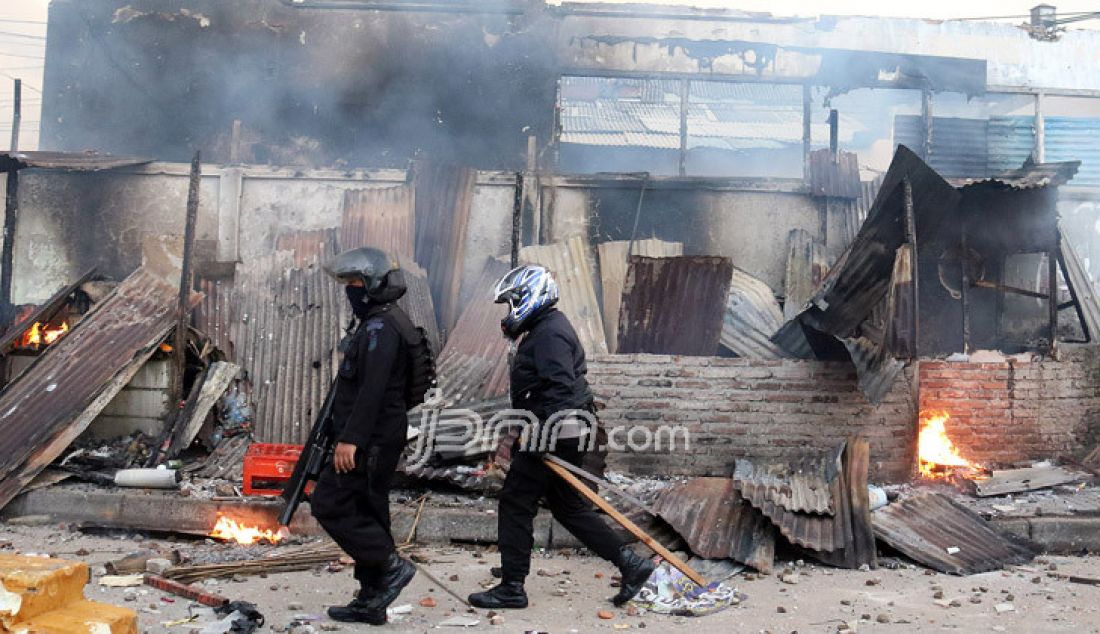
[[404, 494, 429, 545], [543, 457, 707, 587]]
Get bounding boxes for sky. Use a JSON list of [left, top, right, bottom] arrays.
[[0, 0, 1097, 151]]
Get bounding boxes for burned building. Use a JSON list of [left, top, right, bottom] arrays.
[[2, 1, 1100, 491]]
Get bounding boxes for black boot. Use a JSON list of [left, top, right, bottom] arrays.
[[364, 553, 416, 611], [610, 546, 655, 607], [468, 579, 528, 609], [327, 596, 387, 625]]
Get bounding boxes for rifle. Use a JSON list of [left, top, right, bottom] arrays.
[[279, 380, 338, 527]]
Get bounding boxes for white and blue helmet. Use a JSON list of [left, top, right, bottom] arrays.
[[493, 264, 559, 338]]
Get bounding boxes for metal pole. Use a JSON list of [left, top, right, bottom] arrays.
[[921, 88, 933, 161], [9, 79, 20, 152], [802, 84, 812, 180], [678, 79, 689, 177], [828, 109, 838, 158], [1035, 91, 1046, 163], [172, 152, 201, 406], [903, 178, 919, 357], [1049, 244, 1059, 351]]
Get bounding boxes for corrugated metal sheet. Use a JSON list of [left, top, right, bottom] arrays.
[[340, 186, 416, 259], [521, 236, 608, 355], [413, 161, 475, 331], [0, 151, 152, 172], [988, 116, 1035, 174], [618, 256, 732, 356], [895, 116, 989, 178], [948, 161, 1080, 190], [1060, 231, 1100, 342], [795, 146, 959, 340], [783, 229, 821, 322], [434, 257, 514, 405], [0, 268, 96, 354], [733, 446, 839, 515], [809, 149, 861, 199], [339, 185, 439, 350], [194, 277, 233, 360], [597, 239, 683, 353], [1043, 117, 1100, 189], [872, 493, 1038, 575], [652, 477, 776, 572], [721, 267, 787, 359], [0, 267, 192, 510], [840, 335, 906, 406]]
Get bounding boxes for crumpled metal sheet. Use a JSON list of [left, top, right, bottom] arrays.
[[652, 477, 775, 572], [0, 267, 193, 510], [947, 161, 1080, 190], [721, 266, 787, 359], [618, 256, 733, 356], [733, 445, 840, 516], [872, 493, 1038, 575], [521, 236, 608, 356]]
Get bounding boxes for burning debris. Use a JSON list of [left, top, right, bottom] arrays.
[[918, 411, 987, 481]]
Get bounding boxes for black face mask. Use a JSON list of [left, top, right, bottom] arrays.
[[345, 285, 371, 319]]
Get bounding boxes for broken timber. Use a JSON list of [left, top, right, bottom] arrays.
[[543, 457, 708, 587], [972, 466, 1090, 497]]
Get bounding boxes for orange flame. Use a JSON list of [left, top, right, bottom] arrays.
[[209, 514, 283, 545], [21, 321, 69, 348], [918, 411, 980, 478]]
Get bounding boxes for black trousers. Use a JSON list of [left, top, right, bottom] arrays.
[[310, 444, 402, 585], [498, 437, 624, 581]]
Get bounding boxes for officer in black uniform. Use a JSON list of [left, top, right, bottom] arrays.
[[468, 264, 655, 610], [311, 247, 416, 625]]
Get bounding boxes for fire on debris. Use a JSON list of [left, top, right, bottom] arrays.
[[918, 411, 985, 480], [209, 514, 284, 545]]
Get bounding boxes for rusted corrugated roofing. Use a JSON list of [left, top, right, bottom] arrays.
[[733, 445, 839, 515], [413, 161, 475, 331], [521, 236, 608, 356], [0, 268, 97, 354], [653, 477, 776, 572], [597, 239, 683, 353], [721, 267, 788, 359], [0, 267, 193, 510], [872, 493, 1038, 575], [947, 161, 1080, 190], [341, 186, 416, 259], [434, 258, 513, 405], [809, 149, 861, 199], [0, 150, 152, 172], [1059, 232, 1100, 342], [618, 256, 733, 356]]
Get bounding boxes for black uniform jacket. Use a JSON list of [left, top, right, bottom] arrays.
[[331, 303, 410, 449], [510, 307, 594, 422]]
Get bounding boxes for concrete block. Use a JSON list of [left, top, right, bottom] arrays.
[[144, 558, 173, 575], [126, 359, 171, 389], [12, 600, 137, 634], [100, 388, 170, 419], [0, 554, 88, 627]]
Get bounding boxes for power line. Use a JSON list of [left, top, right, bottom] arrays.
[[0, 72, 41, 93], [0, 52, 43, 60], [946, 11, 1100, 21], [0, 19, 47, 26], [0, 31, 45, 41]]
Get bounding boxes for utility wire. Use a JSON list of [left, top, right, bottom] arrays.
[[0, 31, 46, 40], [0, 52, 43, 60], [0, 19, 47, 26], [946, 11, 1100, 21], [0, 72, 41, 93]]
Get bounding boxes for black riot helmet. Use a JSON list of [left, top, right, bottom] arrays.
[[324, 247, 407, 303]]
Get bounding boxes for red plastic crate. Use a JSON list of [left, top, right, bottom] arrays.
[[243, 443, 304, 496]]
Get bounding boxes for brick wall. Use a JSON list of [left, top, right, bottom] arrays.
[[588, 354, 918, 483], [919, 345, 1100, 466]]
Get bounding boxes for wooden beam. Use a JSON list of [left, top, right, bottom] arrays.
[[543, 457, 708, 587]]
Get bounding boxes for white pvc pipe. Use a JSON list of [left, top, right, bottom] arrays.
[[113, 468, 180, 489]]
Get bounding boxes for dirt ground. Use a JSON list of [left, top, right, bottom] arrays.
[[2, 521, 1100, 634]]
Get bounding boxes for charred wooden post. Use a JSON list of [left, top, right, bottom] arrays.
[[678, 79, 689, 177], [172, 152, 202, 405], [0, 79, 21, 330], [828, 109, 839, 158], [903, 178, 919, 356], [1049, 245, 1059, 350], [511, 171, 523, 267], [960, 214, 971, 353]]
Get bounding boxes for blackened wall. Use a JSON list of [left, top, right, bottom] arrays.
[[41, 0, 558, 169]]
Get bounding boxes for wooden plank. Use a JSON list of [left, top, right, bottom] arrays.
[[166, 361, 240, 458], [543, 457, 707, 587], [845, 437, 878, 568], [974, 466, 1089, 497]]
